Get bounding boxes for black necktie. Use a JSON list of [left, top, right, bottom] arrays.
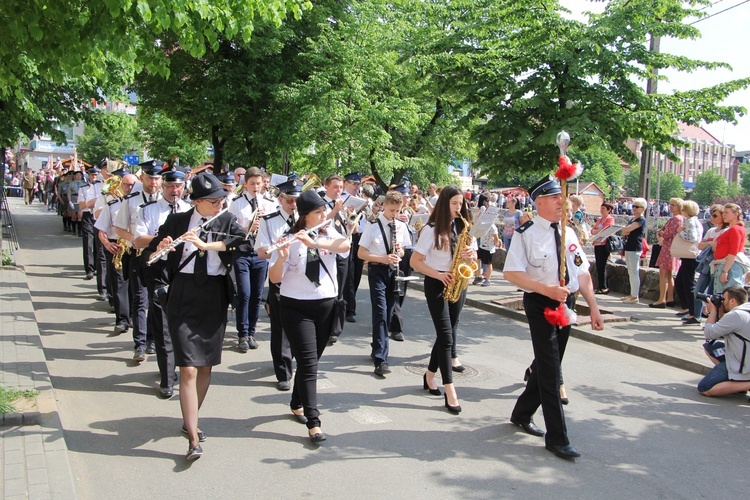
[[287, 216, 294, 228], [250, 197, 257, 212], [550, 222, 569, 286], [194, 217, 209, 284], [305, 234, 321, 287], [169, 203, 176, 214]]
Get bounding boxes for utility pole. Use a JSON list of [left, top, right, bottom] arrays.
[[638, 34, 661, 201]]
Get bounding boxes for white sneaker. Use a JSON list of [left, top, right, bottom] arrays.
[[623, 296, 639, 304]]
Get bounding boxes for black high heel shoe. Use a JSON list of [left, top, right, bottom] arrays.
[[444, 393, 462, 414], [523, 367, 531, 382], [423, 374, 442, 396]]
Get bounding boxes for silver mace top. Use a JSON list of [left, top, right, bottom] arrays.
[[556, 130, 570, 157]]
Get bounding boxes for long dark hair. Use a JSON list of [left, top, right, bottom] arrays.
[[427, 185, 472, 250]]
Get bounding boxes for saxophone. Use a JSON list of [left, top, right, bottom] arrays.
[[113, 238, 128, 270], [443, 214, 478, 303]]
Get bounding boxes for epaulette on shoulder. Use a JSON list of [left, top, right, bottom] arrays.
[[92, 180, 101, 184], [107, 199, 120, 206], [232, 194, 242, 201], [516, 220, 534, 234], [123, 191, 140, 200], [427, 222, 435, 228], [79, 182, 90, 188], [262, 210, 280, 220], [139, 200, 157, 209]]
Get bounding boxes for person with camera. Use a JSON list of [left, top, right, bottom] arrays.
[[698, 286, 750, 397]]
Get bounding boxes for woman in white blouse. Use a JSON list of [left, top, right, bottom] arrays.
[[269, 190, 350, 443], [411, 186, 477, 415]]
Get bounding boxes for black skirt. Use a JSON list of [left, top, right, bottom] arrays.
[[167, 273, 229, 367]]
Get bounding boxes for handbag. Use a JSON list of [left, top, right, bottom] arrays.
[[608, 235, 624, 252], [670, 233, 699, 259]]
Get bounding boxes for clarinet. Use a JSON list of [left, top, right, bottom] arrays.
[[389, 221, 400, 294]]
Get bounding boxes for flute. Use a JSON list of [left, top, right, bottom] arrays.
[[147, 207, 229, 265], [264, 219, 332, 254]]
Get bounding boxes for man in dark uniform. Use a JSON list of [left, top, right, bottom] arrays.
[[503, 175, 604, 460], [255, 179, 301, 390], [115, 161, 163, 360], [342, 172, 362, 321], [78, 166, 101, 281], [134, 166, 191, 398]]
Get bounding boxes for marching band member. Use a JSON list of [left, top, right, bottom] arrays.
[[216, 171, 236, 209], [228, 167, 276, 352], [147, 172, 246, 461], [389, 185, 416, 342], [94, 168, 134, 336], [269, 190, 350, 443], [504, 176, 603, 460], [322, 174, 351, 341], [358, 190, 410, 377], [410, 186, 476, 414], [255, 179, 301, 391], [78, 166, 101, 282], [134, 167, 191, 398], [114, 161, 163, 361]]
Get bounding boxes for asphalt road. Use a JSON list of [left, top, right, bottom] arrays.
[[12, 200, 750, 499]]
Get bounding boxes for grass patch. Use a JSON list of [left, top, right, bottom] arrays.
[[0, 386, 40, 414]]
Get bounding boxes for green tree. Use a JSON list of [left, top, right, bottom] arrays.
[[657, 171, 687, 203], [445, 0, 749, 178], [572, 146, 624, 198], [0, 0, 311, 145], [623, 167, 641, 198], [692, 170, 727, 206], [726, 181, 741, 198], [76, 111, 143, 165], [139, 111, 208, 168], [739, 163, 750, 195]]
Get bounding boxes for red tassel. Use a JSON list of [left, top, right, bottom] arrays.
[[555, 156, 576, 180], [544, 304, 570, 327]]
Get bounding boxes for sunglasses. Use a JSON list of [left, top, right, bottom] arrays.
[[200, 199, 224, 207]]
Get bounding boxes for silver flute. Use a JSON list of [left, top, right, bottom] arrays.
[[264, 219, 333, 254], [146, 207, 229, 266]]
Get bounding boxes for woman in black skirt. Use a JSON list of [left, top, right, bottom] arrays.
[[410, 186, 476, 414], [148, 173, 246, 460], [269, 190, 350, 443]]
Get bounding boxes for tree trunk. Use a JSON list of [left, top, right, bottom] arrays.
[[211, 125, 226, 174]]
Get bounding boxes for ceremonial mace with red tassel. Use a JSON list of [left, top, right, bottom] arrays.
[[543, 131, 584, 327]]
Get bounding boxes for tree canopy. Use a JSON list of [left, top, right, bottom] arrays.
[[76, 110, 143, 165], [692, 170, 728, 206]]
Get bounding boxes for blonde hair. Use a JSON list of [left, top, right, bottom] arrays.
[[724, 203, 745, 226], [569, 195, 583, 209], [670, 198, 684, 211], [632, 197, 647, 209], [682, 200, 699, 217]]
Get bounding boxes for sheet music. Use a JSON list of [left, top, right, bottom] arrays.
[[342, 196, 368, 212], [588, 224, 623, 244], [469, 206, 500, 237], [409, 214, 430, 232], [269, 174, 288, 186]]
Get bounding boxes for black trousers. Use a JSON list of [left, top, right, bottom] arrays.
[[145, 268, 175, 389], [94, 231, 107, 296], [267, 282, 293, 382], [511, 293, 575, 447], [81, 212, 95, 275], [675, 258, 699, 316], [335, 254, 349, 301], [389, 248, 413, 334], [345, 233, 363, 316], [105, 242, 130, 329], [280, 296, 334, 430], [424, 276, 466, 385], [128, 253, 151, 349], [593, 244, 610, 290]]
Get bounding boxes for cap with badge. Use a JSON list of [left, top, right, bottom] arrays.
[[110, 167, 131, 177], [393, 184, 410, 196], [87, 166, 101, 175], [138, 159, 165, 177], [216, 171, 236, 186], [190, 173, 228, 200], [296, 190, 326, 215], [344, 172, 361, 184], [528, 175, 562, 201], [160, 164, 186, 183], [276, 179, 302, 197]]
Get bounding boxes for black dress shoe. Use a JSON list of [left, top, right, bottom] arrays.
[[546, 443, 581, 459], [291, 409, 308, 424], [511, 419, 545, 436], [186, 444, 203, 461], [648, 302, 666, 309], [182, 426, 207, 442], [159, 387, 173, 399], [277, 381, 291, 391], [345, 315, 356, 323], [374, 362, 391, 376], [444, 394, 462, 414], [423, 374, 442, 396], [390, 332, 405, 341], [665, 301, 676, 307], [309, 432, 327, 443], [452, 364, 466, 373]]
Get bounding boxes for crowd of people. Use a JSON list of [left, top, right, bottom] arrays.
[[14, 155, 749, 462]]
